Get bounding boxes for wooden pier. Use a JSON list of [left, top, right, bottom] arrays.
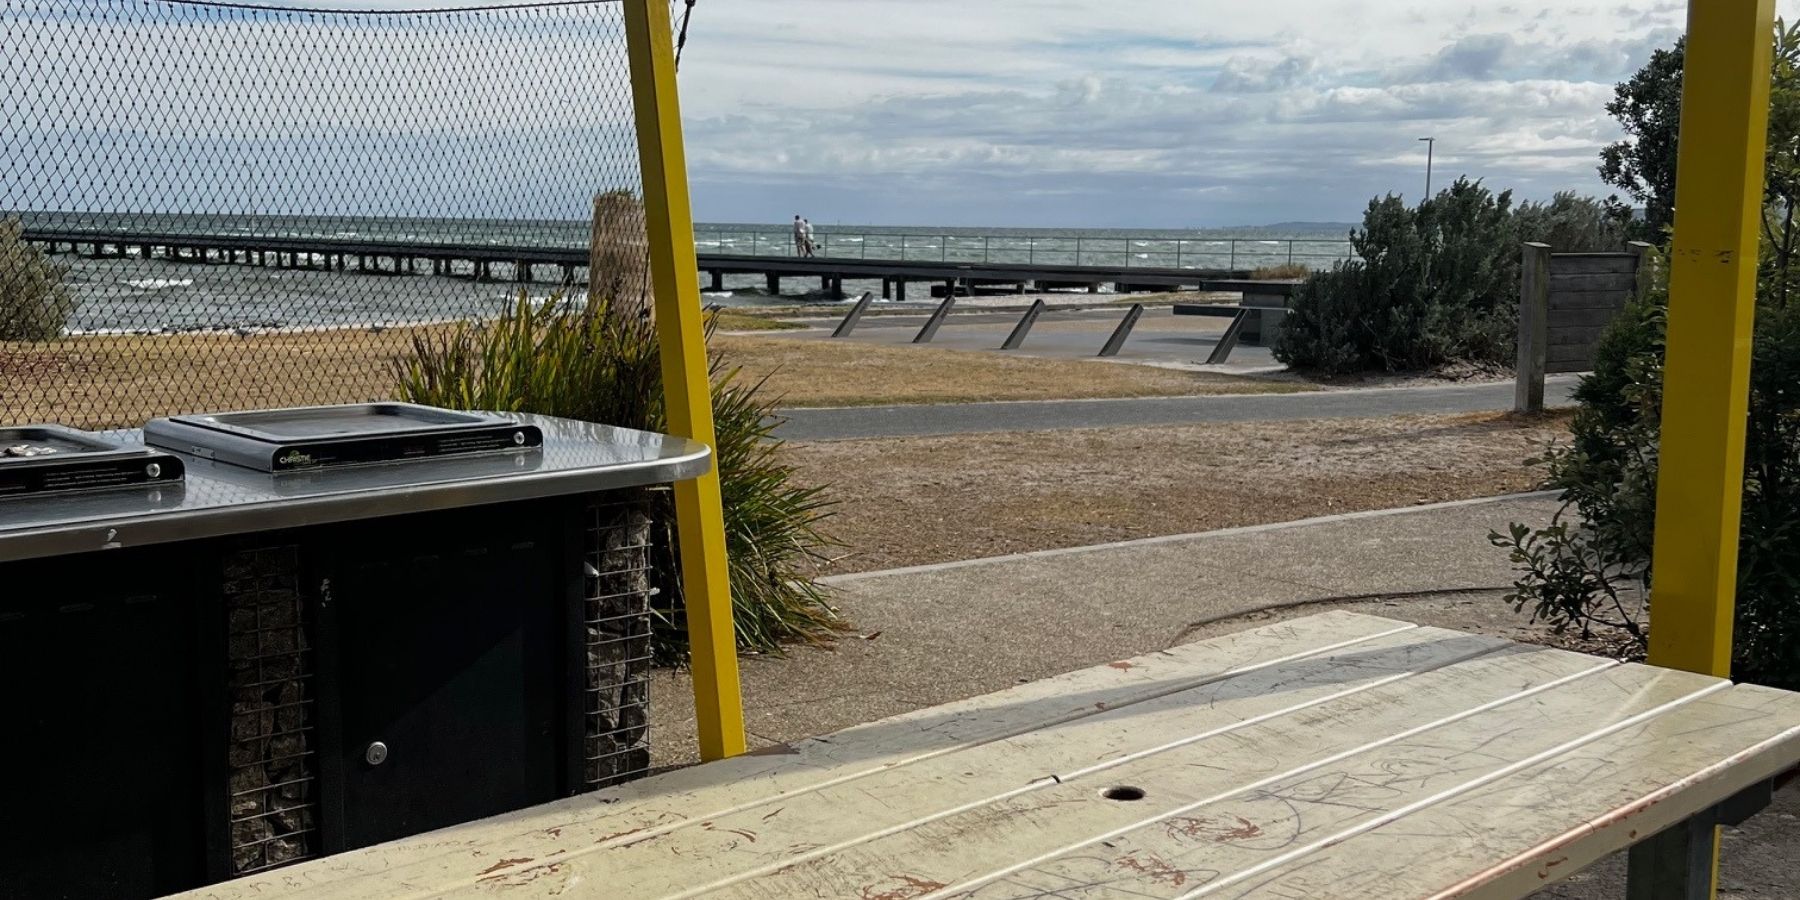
[[22, 228, 1251, 298]]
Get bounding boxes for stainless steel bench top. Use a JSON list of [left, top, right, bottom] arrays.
[[0, 413, 709, 563]]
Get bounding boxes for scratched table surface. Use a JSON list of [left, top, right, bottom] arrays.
[[171, 611, 1800, 900]]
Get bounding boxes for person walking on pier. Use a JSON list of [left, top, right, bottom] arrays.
[[793, 215, 807, 257], [801, 217, 817, 257]]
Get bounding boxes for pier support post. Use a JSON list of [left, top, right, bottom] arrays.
[[943, 278, 956, 298], [765, 273, 779, 294], [881, 278, 891, 300], [894, 279, 906, 301], [829, 275, 843, 300], [709, 269, 723, 291]]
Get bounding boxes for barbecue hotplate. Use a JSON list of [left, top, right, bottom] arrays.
[[0, 425, 184, 497], [145, 403, 544, 472]]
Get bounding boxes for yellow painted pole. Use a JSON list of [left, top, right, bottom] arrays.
[[1634, 2, 1772, 896], [1650, 0, 1773, 679], [623, 0, 747, 760]]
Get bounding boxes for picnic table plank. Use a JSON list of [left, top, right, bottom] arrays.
[[705, 652, 1707, 900], [169, 612, 1414, 900], [472, 627, 1512, 897], [167, 613, 1800, 900], [921, 663, 1722, 899], [1269, 683, 1800, 900]]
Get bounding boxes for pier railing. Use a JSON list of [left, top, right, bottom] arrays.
[[693, 229, 1355, 271]]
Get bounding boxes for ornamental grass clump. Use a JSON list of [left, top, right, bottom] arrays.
[[394, 291, 842, 660]]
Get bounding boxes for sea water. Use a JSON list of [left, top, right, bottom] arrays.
[[17, 212, 1354, 333]]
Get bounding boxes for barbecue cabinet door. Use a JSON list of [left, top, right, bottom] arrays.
[[325, 511, 564, 850]]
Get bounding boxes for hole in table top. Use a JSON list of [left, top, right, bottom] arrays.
[[1103, 786, 1146, 801]]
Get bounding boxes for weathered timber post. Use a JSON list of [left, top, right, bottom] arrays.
[[1514, 242, 1551, 413], [831, 292, 876, 337], [1098, 303, 1145, 357], [1630, 240, 1656, 301], [1001, 299, 1046, 350], [914, 293, 956, 343]]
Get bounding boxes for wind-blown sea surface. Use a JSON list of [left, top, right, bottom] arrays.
[[15, 213, 1356, 333]]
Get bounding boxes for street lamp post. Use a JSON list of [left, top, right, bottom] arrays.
[[1418, 136, 1436, 198]]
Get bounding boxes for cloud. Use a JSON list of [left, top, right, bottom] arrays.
[[1213, 54, 1314, 93], [674, 0, 1800, 225], [8, 0, 1800, 228]]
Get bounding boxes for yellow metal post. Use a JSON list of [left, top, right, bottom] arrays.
[[623, 0, 747, 760], [1649, 0, 1773, 681], [1631, 2, 1773, 896]]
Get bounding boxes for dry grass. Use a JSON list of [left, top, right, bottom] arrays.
[[1, 327, 431, 428], [787, 410, 1571, 574], [712, 310, 805, 332], [715, 335, 1303, 407], [1, 321, 1294, 426]]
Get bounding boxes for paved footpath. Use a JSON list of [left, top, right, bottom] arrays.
[[776, 375, 1580, 441], [654, 493, 1563, 759], [650, 492, 1799, 897]]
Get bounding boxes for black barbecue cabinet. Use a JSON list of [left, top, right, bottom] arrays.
[[0, 405, 708, 900]]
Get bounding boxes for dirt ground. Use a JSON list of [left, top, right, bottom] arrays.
[[714, 334, 1302, 408], [788, 409, 1571, 574]]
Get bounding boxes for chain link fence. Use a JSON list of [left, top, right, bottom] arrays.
[[2, 0, 659, 428]]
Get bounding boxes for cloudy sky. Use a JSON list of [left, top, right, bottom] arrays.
[[671, 0, 1800, 228], [10, 0, 1799, 230]]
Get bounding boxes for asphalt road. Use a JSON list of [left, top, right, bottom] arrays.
[[774, 376, 1580, 441]]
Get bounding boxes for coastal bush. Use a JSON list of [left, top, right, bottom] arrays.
[[1511, 192, 1630, 252], [0, 217, 77, 341], [1275, 178, 1518, 375], [1493, 240, 1800, 688], [394, 292, 843, 660], [1248, 262, 1311, 280]]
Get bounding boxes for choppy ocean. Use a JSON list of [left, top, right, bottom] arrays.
[[16, 213, 1355, 333]]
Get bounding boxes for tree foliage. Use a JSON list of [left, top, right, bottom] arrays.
[[1598, 19, 1800, 257], [1597, 40, 1685, 237]]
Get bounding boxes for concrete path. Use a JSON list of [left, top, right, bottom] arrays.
[[652, 492, 1561, 761], [648, 490, 1798, 897], [776, 375, 1581, 441]]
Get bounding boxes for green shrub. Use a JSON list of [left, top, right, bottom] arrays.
[[1248, 262, 1311, 280], [1275, 178, 1518, 375], [0, 217, 77, 341], [394, 292, 843, 660], [1494, 250, 1800, 688], [1511, 191, 1630, 252]]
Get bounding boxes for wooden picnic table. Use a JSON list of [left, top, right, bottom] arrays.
[[169, 611, 1800, 899]]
